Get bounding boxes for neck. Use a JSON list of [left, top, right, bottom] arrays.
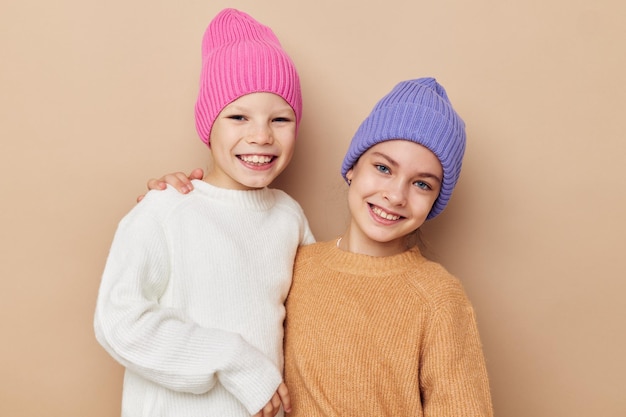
[[337, 227, 409, 257]]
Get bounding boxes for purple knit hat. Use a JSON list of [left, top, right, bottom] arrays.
[[194, 8, 302, 146], [341, 78, 466, 219]]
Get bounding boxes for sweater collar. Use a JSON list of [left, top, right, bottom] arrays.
[[317, 240, 427, 277], [191, 179, 277, 211]]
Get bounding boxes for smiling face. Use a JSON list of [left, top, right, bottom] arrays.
[[203, 92, 297, 190], [344, 140, 443, 257]]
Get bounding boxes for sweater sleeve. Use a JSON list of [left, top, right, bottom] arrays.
[[276, 189, 315, 246], [93, 205, 282, 414], [300, 216, 316, 246], [419, 285, 494, 417]]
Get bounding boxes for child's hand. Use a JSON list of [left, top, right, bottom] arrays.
[[252, 382, 291, 417], [136, 168, 204, 202]]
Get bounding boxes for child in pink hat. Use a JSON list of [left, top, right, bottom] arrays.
[[94, 9, 312, 417]]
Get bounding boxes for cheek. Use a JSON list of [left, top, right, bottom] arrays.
[[346, 187, 361, 212], [280, 141, 296, 165], [411, 193, 439, 214], [279, 131, 296, 153]]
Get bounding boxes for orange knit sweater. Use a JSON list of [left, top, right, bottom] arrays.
[[284, 240, 493, 417]]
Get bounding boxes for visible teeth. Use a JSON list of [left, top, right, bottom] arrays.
[[240, 155, 272, 164], [372, 206, 400, 220]]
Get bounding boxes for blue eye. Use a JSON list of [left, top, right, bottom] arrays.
[[273, 117, 291, 123], [227, 115, 246, 121], [376, 164, 390, 174], [414, 180, 431, 190]]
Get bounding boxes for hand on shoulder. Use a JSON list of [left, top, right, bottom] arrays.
[[137, 168, 204, 202]]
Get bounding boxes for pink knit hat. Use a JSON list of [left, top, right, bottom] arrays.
[[194, 8, 302, 146]]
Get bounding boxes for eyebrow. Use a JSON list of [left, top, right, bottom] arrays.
[[224, 104, 293, 113], [371, 151, 442, 184]]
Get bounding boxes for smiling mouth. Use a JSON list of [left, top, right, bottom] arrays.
[[238, 154, 274, 165], [370, 204, 402, 221]]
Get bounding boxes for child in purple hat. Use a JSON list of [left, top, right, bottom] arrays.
[[284, 78, 492, 416]]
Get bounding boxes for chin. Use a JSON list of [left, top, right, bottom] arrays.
[[242, 179, 273, 189]]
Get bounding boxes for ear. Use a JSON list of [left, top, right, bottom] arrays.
[[345, 169, 354, 184]]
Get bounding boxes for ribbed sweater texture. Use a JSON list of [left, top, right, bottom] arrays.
[[284, 240, 493, 416], [94, 180, 314, 416]]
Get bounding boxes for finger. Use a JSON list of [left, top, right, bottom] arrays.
[[153, 173, 191, 194], [146, 178, 167, 191], [136, 194, 145, 203], [171, 172, 196, 193], [189, 168, 204, 181], [277, 383, 291, 413], [261, 402, 274, 417], [271, 392, 281, 410], [266, 395, 282, 417]]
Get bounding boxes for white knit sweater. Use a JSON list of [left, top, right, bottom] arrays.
[[94, 180, 314, 416]]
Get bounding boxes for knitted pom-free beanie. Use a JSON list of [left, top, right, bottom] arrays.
[[195, 8, 302, 145], [341, 78, 466, 219]]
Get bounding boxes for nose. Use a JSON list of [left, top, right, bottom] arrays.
[[383, 180, 407, 206], [247, 123, 273, 145]]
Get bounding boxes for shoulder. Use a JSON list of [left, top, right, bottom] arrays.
[[295, 240, 325, 258], [293, 241, 338, 273], [293, 241, 323, 268], [267, 188, 313, 238], [118, 186, 193, 227], [268, 188, 306, 213], [404, 256, 470, 308]]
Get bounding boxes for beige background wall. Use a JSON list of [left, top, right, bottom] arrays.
[[1, 0, 625, 416]]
